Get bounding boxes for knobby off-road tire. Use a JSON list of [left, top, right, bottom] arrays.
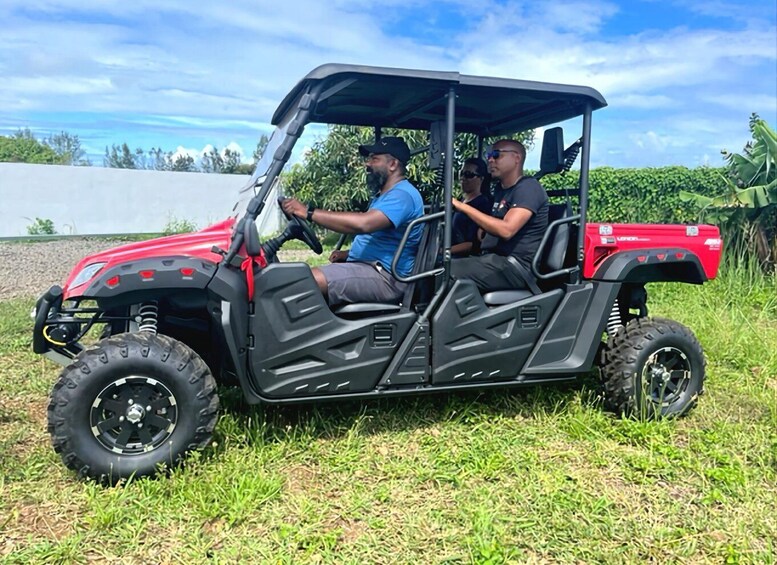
[[47, 332, 219, 483], [600, 317, 705, 419]]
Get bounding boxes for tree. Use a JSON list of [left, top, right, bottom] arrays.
[[104, 143, 141, 169], [0, 129, 61, 164], [283, 125, 534, 212], [200, 146, 224, 173], [0, 129, 92, 166], [147, 147, 173, 171], [170, 154, 197, 172], [221, 148, 244, 174], [253, 134, 270, 163], [681, 114, 776, 271], [44, 131, 91, 166]]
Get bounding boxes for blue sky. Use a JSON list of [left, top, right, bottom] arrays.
[[1, 0, 775, 170]]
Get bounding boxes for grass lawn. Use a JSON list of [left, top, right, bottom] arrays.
[[0, 261, 775, 564]]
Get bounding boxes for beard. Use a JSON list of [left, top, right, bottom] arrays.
[[366, 166, 389, 194]]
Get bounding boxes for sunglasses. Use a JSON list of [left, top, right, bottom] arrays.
[[459, 171, 482, 179], [485, 149, 519, 160]]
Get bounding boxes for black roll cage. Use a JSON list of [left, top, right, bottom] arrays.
[[224, 64, 606, 284]]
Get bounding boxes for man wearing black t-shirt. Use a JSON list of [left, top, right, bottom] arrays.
[[450, 139, 549, 292]]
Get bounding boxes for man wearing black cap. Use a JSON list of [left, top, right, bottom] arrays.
[[281, 136, 424, 307]]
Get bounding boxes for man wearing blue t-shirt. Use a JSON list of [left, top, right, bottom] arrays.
[[281, 137, 424, 307]]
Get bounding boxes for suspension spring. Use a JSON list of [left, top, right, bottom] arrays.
[[606, 298, 623, 338], [137, 302, 159, 334]]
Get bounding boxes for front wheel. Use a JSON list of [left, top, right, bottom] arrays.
[[599, 317, 705, 419], [47, 332, 219, 483]]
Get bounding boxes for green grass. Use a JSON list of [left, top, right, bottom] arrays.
[[1, 264, 775, 563]]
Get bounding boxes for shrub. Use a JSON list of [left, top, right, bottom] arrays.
[[25, 217, 57, 235], [162, 216, 198, 235]]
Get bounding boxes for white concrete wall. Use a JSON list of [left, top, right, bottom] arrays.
[[0, 163, 283, 237]]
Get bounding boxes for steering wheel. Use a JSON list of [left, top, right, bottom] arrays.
[[278, 198, 323, 254]]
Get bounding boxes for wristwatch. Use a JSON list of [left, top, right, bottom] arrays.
[[306, 204, 315, 222]]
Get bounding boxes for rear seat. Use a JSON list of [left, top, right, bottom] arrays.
[[482, 202, 575, 306]]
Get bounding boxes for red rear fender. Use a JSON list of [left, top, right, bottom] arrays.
[[584, 223, 722, 282]]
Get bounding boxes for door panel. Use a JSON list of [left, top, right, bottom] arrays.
[[249, 264, 415, 397], [431, 281, 562, 384]]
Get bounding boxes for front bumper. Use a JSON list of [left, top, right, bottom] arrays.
[[32, 285, 81, 366]]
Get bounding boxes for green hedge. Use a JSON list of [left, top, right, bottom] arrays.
[[541, 166, 726, 224]]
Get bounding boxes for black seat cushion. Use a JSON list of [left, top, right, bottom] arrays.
[[332, 214, 441, 318]]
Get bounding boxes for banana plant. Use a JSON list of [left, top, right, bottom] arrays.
[[680, 114, 776, 270]]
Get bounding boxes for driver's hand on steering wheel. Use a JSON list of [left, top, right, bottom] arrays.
[[281, 197, 306, 219]]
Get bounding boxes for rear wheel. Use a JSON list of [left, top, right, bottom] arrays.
[[48, 332, 219, 483], [600, 317, 705, 419]]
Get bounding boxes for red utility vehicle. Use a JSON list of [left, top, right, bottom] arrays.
[[33, 65, 721, 482]]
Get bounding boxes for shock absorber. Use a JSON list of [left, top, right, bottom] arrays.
[[606, 298, 623, 338], [137, 302, 159, 334]]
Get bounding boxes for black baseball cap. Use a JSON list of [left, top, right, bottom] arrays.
[[358, 136, 410, 165]]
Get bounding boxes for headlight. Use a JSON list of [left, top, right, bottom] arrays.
[[70, 263, 107, 289]]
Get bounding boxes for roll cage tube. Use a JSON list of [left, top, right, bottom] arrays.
[[391, 211, 445, 283], [532, 213, 582, 280], [224, 83, 327, 266], [441, 86, 456, 289], [576, 103, 593, 280]]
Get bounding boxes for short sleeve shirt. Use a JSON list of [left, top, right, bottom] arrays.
[[481, 177, 549, 266], [452, 193, 492, 247], [348, 179, 424, 277]]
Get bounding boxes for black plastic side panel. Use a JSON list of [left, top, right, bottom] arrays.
[[523, 281, 620, 374], [431, 281, 563, 384], [594, 249, 707, 284], [249, 263, 415, 397], [379, 321, 430, 386], [206, 264, 253, 395]]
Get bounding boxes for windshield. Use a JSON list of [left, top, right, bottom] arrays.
[[231, 88, 308, 218], [231, 122, 290, 218]]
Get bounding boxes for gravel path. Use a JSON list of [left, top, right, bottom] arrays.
[[0, 239, 313, 301]]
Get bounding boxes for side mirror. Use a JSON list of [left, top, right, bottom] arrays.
[[244, 220, 262, 257], [537, 127, 564, 179]]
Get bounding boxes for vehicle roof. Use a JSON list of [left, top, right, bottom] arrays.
[[272, 64, 607, 136]]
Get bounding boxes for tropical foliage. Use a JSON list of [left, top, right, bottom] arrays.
[[681, 114, 777, 271], [284, 125, 534, 211]]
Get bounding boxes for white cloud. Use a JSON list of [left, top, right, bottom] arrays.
[[0, 0, 774, 168]]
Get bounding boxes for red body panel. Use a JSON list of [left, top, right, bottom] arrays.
[[584, 223, 722, 280], [63, 218, 235, 298]]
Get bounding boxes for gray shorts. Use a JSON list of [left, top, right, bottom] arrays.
[[318, 262, 408, 307]]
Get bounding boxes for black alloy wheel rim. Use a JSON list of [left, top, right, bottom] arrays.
[[640, 346, 692, 406], [90, 376, 178, 454]]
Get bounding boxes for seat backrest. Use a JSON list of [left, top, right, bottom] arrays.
[[399, 215, 440, 311], [537, 202, 572, 274]]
